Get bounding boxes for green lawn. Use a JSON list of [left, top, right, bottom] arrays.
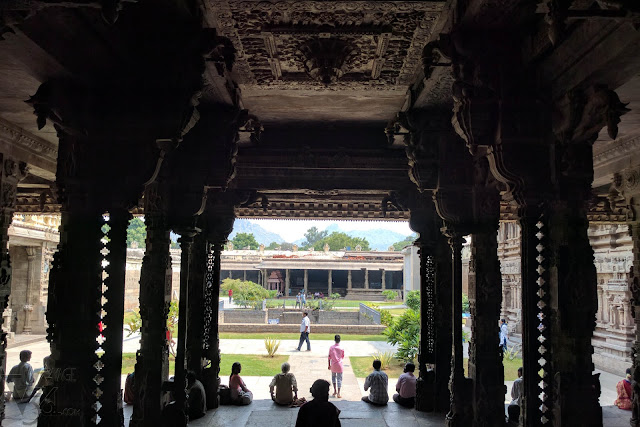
[[351, 356, 406, 378], [219, 332, 386, 341], [121, 353, 288, 377], [351, 356, 523, 382], [385, 308, 407, 317], [220, 354, 289, 377]]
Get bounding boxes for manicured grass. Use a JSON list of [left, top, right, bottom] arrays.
[[219, 332, 387, 341], [351, 356, 522, 382], [351, 356, 406, 378], [220, 354, 289, 377], [121, 353, 288, 377], [385, 308, 407, 317]]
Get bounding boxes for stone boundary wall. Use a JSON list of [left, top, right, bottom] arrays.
[[219, 323, 385, 334], [221, 310, 267, 324]]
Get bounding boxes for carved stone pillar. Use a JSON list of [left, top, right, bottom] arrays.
[[348, 270, 352, 290], [173, 232, 196, 425], [328, 269, 332, 295], [381, 269, 386, 290], [410, 202, 452, 413], [0, 155, 25, 421], [130, 185, 173, 427], [201, 195, 236, 410], [468, 225, 504, 427], [364, 269, 369, 289], [186, 232, 207, 378], [101, 207, 131, 423], [22, 247, 36, 334]]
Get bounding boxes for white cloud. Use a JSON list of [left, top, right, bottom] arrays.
[[247, 219, 412, 242]]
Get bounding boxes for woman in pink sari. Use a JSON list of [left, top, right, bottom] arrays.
[[615, 368, 633, 410]]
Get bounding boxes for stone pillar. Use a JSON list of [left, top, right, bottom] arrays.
[[285, 269, 290, 297], [243, 270, 247, 281], [21, 247, 36, 334], [411, 202, 453, 413], [173, 232, 196, 424], [347, 270, 352, 290], [130, 184, 173, 426], [186, 233, 207, 378], [445, 233, 473, 426], [381, 269, 386, 290], [0, 156, 25, 421], [201, 197, 235, 410], [100, 208, 131, 423], [328, 269, 332, 295], [304, 269, 308, 293], [468, 225, 504, 427], [364, 269, 369, 289]]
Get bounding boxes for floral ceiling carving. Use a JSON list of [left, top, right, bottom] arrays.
[[208, 1, 446, 91]]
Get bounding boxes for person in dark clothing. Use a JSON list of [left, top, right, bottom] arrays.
[[187, 371, 206, 420], [295, 379, 341, 427]]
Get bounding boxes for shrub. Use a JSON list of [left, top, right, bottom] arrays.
[[330, 293, 341, 300], [380, 309, 393, 326], [307, 297, 336, 311], [462, 293, 470, 313], [220, 278, 271, 308], [405, 290, 420, 312], [372, 351, 395, 370], [264, 337, 281, 357], [462, 330, 470, 343], [384, 308, 420, 362], [382, 290, 398, 301]]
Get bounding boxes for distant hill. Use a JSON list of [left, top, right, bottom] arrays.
[[229, 219, 286, 246]]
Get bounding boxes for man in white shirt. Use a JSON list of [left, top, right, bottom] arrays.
[[500, 319, 509, 350], [296, 312, 311, 351]]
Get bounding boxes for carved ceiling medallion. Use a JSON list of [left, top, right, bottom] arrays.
[[208, 1, 445, 91]]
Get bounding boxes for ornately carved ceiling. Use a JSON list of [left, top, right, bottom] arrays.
[[207, 1, 447, 123]]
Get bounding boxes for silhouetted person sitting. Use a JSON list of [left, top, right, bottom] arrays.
[[187, 371, 206, 420], [7, 350, 34, 402], [295, 379, 341, 427]]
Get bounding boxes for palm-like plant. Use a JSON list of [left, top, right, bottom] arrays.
[[264, 337, 281, 357]]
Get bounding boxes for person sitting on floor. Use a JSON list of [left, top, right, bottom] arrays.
[[269, 362, 298, 405], [124, 371, 135, 405], [7, 350, 34, 402], [229, 362, 253, 405], [362, 359, 388, 406], [615, 368, 633, 410], [187, 370, 207, 420], [393, 362, 416, 408], [295, 379, 341, 427]]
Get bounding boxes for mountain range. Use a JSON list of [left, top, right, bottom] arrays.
[[229, 219, 413, 251]]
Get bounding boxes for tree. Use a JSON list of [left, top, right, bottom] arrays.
[[125, 299, 179, 357], [127, 217, 147, 248], [220, 278, 272, 308], [303, 226, 328, 248], [266, 242, 294, 250], [231, 232, 259, 250], [405, 290, 420, 311], [383, 308, 420, 362], [312, 232, 370, 251], [391, 233, 418, 251]]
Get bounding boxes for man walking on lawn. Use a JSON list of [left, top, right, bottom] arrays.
[[328, 334, 344, 398], [297, 312, 311, 351]]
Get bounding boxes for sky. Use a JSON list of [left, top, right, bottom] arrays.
[[247, 219, 413, 242]]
